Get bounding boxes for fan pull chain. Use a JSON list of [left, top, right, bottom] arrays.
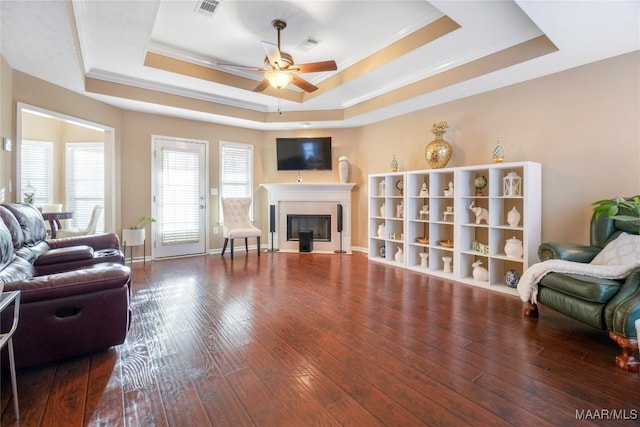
[[277, 90, 282, 114]]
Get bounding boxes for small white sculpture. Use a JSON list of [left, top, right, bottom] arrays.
[[419, 252, 429, 268], [419, 205, 429, 219], [442, 256, 452, 273], [395, 247, 403, 263], [377, 223, 385, 239], [472, 260, 489, 281], [507, 206, 521, 227], [419, 183, 429, 197], [469, 201, 489, 225], [380, 202, 385, 217], [396, 200, 404, 218]]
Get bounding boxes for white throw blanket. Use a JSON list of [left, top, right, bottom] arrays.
[[517, 260, 640, 304]]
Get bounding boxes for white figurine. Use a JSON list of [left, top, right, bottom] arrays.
[[396, 200, 404, 218], [469, 201, 489, 225], [472, 260, 489, 281], [419, 183, 429, 197]]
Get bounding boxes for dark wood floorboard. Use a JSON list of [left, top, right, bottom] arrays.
[[2, 252, 639, 426]]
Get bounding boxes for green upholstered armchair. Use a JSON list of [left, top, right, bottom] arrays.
[[527, 209, 640, 372]]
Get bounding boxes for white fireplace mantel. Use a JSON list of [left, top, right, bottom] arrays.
[[261, 183, 355, 253]]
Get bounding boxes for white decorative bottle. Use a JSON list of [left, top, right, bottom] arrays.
[[338, 156, 349, 184], [507, 206, 521, 227], [493, 136, 505, 163]]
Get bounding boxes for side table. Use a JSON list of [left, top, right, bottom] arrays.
[[0, 290, 21, 420]]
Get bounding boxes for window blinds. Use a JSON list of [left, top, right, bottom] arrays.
[[161, 147, 201, 244], [20, 140, 52, 204], [66, 143, 104, 232], [219, 142, 253, 221]]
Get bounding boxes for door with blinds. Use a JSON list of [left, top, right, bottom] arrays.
[[153, 137, 207, 258]]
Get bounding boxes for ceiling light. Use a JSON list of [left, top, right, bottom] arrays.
[[265, 70, 293, 89]]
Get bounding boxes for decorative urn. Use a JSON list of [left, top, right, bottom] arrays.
[[425, 121, 452, 169], [504, 236, 523, 258]]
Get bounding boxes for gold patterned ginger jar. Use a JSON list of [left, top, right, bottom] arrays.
[[425, 131, 452, 169]]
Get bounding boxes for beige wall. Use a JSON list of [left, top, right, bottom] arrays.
[[0, 56, 13, 203], [3, 51, 639, 255], [355, 52, 639, 247]]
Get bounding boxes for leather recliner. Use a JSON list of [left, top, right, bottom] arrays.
[[0, 203, 131, 368], [528, 210, 640, 371]]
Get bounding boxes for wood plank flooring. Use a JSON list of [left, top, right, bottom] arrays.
[[1, 252, 639, 426]]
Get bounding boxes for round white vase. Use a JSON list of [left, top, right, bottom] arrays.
[[504, 236, 523, 258]]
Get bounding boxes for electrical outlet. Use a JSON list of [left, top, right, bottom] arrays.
[[213, 226, 219, 235]]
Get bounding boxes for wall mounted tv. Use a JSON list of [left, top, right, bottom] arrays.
[[276, 137, 332, 171]]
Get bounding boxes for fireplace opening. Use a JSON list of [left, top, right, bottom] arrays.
[[287, 214, 331, 242]]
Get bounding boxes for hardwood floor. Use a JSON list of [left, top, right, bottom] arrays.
[[1, 252, 639, 426]]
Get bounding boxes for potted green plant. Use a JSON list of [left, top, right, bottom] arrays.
[[122, 215, 156, 246], [592, 196, 640, 232]]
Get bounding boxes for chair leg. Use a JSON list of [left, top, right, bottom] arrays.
[[257, 236, 260, 256], [221, 238, 228, 256], [609, 331, 639, 372], [230, 239, 234, 259], [245, 238, 249, 253]]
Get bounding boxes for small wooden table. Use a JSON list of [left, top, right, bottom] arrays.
[[41, 211, 73, 238]]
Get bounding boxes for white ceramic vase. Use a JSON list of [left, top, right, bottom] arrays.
[[507, 206, 521, 227], [442, 256, 452, 273], [419, 252, 429, 268], [377, 223, 385, 239]]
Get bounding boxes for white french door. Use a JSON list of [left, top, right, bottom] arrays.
[[152, 136, 208, 258]]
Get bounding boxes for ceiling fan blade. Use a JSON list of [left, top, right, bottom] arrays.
[[216, 63, 268, 72], [291, 74, 318, 92], [292, 60, 337, 73], [252, 79, 270, 92], [261, 41, 283, 68]]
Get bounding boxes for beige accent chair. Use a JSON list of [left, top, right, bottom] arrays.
[[56, 205, 103, 238], [221, 197, 261, 259]]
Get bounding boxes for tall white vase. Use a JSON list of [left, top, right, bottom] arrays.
[[338, 156, 350, 184]]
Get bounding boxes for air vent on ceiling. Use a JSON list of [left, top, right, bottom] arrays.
[[297, 36, 320, 52], [195, 0, 219, 16]]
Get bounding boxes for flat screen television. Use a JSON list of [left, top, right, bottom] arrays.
[[276, 137, 332, 171]]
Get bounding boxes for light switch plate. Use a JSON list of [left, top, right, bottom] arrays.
[[3, 137, 11, 151]]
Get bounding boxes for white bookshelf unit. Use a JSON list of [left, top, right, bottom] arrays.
[[368, 161, 541, 295]]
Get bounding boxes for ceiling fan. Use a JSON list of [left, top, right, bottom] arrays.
[[220, 19, 337, 93]]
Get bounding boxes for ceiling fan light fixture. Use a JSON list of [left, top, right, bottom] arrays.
[[266, 69, 293, 89]]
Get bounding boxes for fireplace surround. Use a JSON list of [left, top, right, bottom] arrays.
[[261, 183, 355, 253]]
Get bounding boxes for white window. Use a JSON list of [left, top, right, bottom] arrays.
[[219, 141, 253, 220], [66, 143, 104, 233], [20, 140, 52, 204]]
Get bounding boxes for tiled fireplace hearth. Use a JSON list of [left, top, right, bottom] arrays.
[[261, 183, 356, 253]]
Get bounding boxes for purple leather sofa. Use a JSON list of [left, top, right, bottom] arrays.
[[0, 203, 131, 368]]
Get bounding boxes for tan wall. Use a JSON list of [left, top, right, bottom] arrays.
[[0, 56, 13, 202], [120, 110, 263, 251], [3, 51, 639, 255], [356, 52, 640, 248]]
